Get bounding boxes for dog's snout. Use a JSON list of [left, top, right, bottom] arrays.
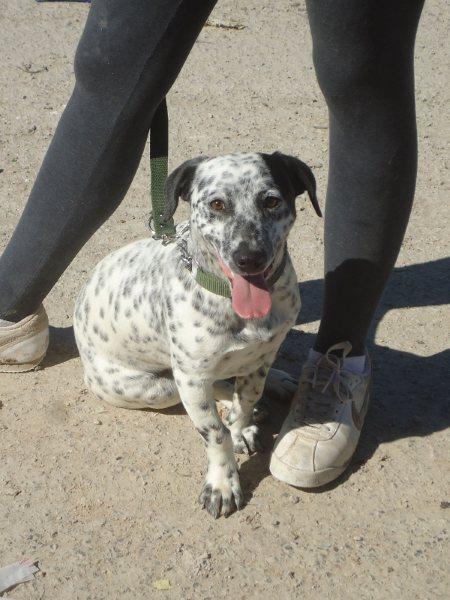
[[232, 243, 267, 274]]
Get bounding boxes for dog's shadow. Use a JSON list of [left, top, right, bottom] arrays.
[[44, 258, 450, 501]]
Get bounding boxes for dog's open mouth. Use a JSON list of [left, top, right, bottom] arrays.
[[217, 258, 273, 320]]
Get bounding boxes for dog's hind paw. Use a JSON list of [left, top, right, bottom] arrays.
[[231, 424, 263, 455], [199, 465, 244, 518]]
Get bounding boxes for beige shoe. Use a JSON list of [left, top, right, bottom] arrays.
[[270, 342, 371, 488], [0, 305, 49, 372]]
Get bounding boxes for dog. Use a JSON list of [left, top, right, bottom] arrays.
[[73, 151, 320, 518]]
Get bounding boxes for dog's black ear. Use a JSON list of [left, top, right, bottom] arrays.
[[162, 156, 209, 222], [261, 151, 322, 217]]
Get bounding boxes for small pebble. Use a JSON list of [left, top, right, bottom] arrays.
[[198, 552, 211, 561], [153, 579, 170, 591]]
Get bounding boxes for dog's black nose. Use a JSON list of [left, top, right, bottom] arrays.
[[232, 245, 267, 274]]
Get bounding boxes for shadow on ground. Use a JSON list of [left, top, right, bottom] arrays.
[[42, 324, 79, 368]]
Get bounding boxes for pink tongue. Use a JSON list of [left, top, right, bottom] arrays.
[[231, 273, 272, 319]]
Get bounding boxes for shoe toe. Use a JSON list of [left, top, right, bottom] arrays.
[[313, 425, 358, 472], [273, 430, 316, 471]]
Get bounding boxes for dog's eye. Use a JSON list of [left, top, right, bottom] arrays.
[[265, 196, 280, 209], [210, 199, 226, 211]]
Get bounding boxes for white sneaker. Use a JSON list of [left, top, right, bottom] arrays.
[[270, 342, 371, 488], [0, 305, 49, 372]]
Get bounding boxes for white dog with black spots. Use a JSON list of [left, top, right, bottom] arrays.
[[74, 151, 321, 518]]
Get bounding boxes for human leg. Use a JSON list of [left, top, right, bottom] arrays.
[[309, 0, 425, 355], [0, 0, 216, 322], [271, 0, 424, 487]]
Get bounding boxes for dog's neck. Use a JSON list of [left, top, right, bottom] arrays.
[[187, 226, 225, 280]]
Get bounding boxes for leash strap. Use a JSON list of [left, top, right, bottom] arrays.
[[149, 99, 176, 240]]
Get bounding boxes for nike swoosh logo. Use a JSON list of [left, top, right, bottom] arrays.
[[351, 387, 370, 431]]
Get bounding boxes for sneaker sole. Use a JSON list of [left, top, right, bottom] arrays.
[[269, 452, 350, 489], [0, 352, 47, 373]]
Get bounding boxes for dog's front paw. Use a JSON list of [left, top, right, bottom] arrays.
[[231, 423, 263, 454], [199, 463, 244, 518]]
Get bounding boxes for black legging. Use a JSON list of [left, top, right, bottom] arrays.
[[0, 0, 424, 356]]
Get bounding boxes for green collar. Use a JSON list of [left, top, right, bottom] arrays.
[[193, 248, 288, 299]]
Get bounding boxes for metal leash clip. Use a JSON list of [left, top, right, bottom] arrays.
[[148, 212, 176, 245]]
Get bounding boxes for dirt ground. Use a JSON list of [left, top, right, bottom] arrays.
[[1, 1, 449, 599]]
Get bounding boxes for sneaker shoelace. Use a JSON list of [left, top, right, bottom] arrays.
[[294, 342, 354, 429]]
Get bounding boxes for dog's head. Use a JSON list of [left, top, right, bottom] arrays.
[[163, 152, 321, 319]]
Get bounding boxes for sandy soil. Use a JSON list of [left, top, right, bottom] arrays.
[[1, 1, 449, 599]]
